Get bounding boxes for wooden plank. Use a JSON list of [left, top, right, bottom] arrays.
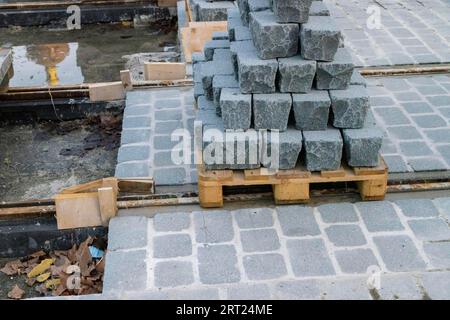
[[354, 158, 388, 176], [89, 81, 125, 102], [98, 187, 117, 225], [158, 0, 178, 7], [144, 62, 186, 81], [118, 179, 155, 194], [184, 0, 193, 22], [54, 192, 103, 230], [120, 69, 133, 91], [321, 167, 346, 178], [0, 0, 155, 10]]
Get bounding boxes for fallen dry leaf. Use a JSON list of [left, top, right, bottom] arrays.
[[36, 272, 51, 283], [77, 237, 93, 277], [26, 277, 37, 287], [8, 285, 25, 300], [28, 258, 54, 278], [30, 250, 46, 258], [45, 278, 61, 290], [1, 260, 23, 276]]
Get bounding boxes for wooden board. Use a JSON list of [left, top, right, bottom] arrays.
[[89, 81, 125, 102], [144, 62, 186, 81], [198, 158, 389, 208], [158, 0, 178, 7]]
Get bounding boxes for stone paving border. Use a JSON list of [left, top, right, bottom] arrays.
[[326, 0, 450, 67], [103, 197, 450, 300]]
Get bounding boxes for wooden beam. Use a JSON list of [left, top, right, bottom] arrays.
[[0, 0, 157, 10], [89, 82, 125, 102], [144, 62, 186, 81]]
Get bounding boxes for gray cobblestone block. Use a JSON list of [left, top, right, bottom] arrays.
[[272, 0, 312, 23], [373, 235, 426, 272], [261, 129, 303, 170], [117, 145, 150, 163], [273, 280, 322, 300], [213, 75, 239, 110], [310, 1, 330, 16], [121, 129, 151, 145], [153, 234, 192, 258], [238, 50, 278, 93], [408, 218, 450, 242], [292, 90, 330, 130], [168, 288, 220, 300], [356, 201, 404, 232], [335, 249, 378, 274], [193, 62, 203, 83], [350, 69, 367, 87], [204, 40, 231, 61], [155, 109, 182, 121], [399, 141, 433, 157], [325, 224, 367, 247], [155, 121, 183, 134], [108, 216, 148, 251], [287, 238, 335, 277], [119, 290, 169, 300], [195, 108, 222, 127], [377, 274, 423, 300], [227, 16, 244, 41], [302, 128, 343, 171], [386, 126, 421, 140], [201, 60, 234, 100], [197, 0, 235, 22], [154, 98, 182, 109], [153, 212, 190, 232], [318, 203, 359, 223], [220, 88, 252, 130], [408, 158, 448, 172], [316, 48, 354, 90], [427, 95, 450, 107], [236, 0, 250, 26], [320, 278, 371, 300], [412, 114, 447, 128], [194, 210, 234, 243], [253, 93, 292, 131], [423, 242, 450, 269], [249, 11, 299, 59], [123, 104, 150, 117], [198, 245, 241, 284], [278, 55, 316, 93], [342, 127, 383, 167], [192, 52, 206, 65], [197, 95, 215, 111], [154, 261, 194, 288], [300, 16, 341, 62], [248, 0, 271, 12], [420, 271, 450, 300], [243, 253, 288, 280], [395, 199, 440, 218], [103, 250, 147, 292], [115, 161, 150, 178], [126, 90, 152, 106], [153, 167, 186, 185], [234, 26, 253, 41], [212, 31, 229, 40], [122, 116, 151, 129], [233, 208, 274, 229], [227, 284, 271, 300], [277, 206, 320, 237], [240, 229, 280, 252], [230, 40, 256, 75], [153, 135, 178, 150], [330, 85, 370, 129], [383, 155, 409, 173], [434, 197, 450, 221], [213, 48, 232, 63]]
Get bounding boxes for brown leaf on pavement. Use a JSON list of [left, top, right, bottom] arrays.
[[8, 285, 25, 300], [1, 260, 24, 276]]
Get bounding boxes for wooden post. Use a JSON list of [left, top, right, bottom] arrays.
[[98, 187, 118, 226], [120, 70, 133, 91], [273, 181, 310, 204], [357, 178, 388, 201], [198, 183, 223, 208]]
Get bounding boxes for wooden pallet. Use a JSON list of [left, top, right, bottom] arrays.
[[198, 158, 388, 208]]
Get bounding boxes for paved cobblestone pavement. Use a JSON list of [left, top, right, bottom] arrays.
[[326, 0, 450, 66], [101, 197, 450, 300]]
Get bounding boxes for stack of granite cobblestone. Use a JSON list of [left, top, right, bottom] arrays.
[[189, 0, 236, 21], [194, 0, 384, 171]]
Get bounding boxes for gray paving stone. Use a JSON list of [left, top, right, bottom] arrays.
[[373, 235, 426, 272], [153, 212, 190, 232], [155, 110, 182, 121], [408, 158, 448, 172], [395, 199, 440, 218], [249, 11, 299, 59], [424, 128, 450, 143], [104, 250, 147, 292], [238, 50, 278, 93], [153, 151, 175, 167], [108, 216, 148, 251], [356, 201, 404, 232], [168, 288, 220, 300], [121, 129, 151, 144], [227, 283, 271, 300], [316, 48, 354, 90], [408, 218, 450, 242], [120, 290, 169, 300], [350, 69, 366, 87], [123, 105, 151, 117], [115, 161, 150, 178], [153, 135, 179, 150], [122, 116, 151, 129], [154, 261, 194, 288], [273, 280, 322, 300], [154, 99, 182, 109], [427, 95, 450, 107], [234, 26, 252, 41], [220, 88, 252, 130], [155, 121, 183, 135], [318, 203, 359, 223], [240, 229, 281, 253], [153, 234, 192, 258], [300, 16, 341, 61], [420, 271, 450, 300], [377, 274, 424, 300], [198, 245, 240, 284], [302, 128, 343, 171], [292, 90, 331, 131], [335, 249, 379, 274], [330, 85, 370, 129], [287, 239, 335, 277], [243, 253, 288, 280], [194, 210, 234, 243], [253, 93, 292, 131], [325, 224, 367, 247], [248, 0, 271, 13], [278, 55, 316, 93], [233, 208, 274, 229], [230, 40, 256, 74], [412, 114, 447, 128], [310, 0, 330, 16], [386, 126, 422, 140], [261, 129, 303, 170], [153, 167, 186, 185], [434, 197, 450, 221], [320, 278, 372, 300], [273, 0, 312, 23], [342, 127, 383, 167], [277, 206, 321, 237], [399, 141, 434, 157], [423, 242, 450, 269], [401, 101, 434, 114], [117, 145, 150, 163]]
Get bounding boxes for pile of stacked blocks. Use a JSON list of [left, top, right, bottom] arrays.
[[189, 0, 236, 21], [193, 0, 384, 171]]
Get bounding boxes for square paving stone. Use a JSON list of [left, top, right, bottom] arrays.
[[233, 208, 274, 229], [407, 158, 448, 172], [194, 210, 234, 243], [423, 242, 450, 269], [273, 280, 322, 300], [227, 284, 271, 300], [153, 234, 192, 258], [277, 55, 316, 93], [220, 88, 252, 130], [325, 224, 367, 247], [153, 167, 186, 185], [153, 212, 190, 232], [253, 93, 292, 131], [310, 0, 330, 16], [373, 235, 426, 272], [329, 85, 370, 129], [238, 50, 278, 93], [408, 218, 450, 242], [167, 288, 220, 300], [335, 249, 379, 274], [154, 261, 194, 288], [318, 203, 359, 223], [117, 145, 150, 163], [316, 48, 354, 90], [277, 206, 321, 237], [374, 107, 411, 126], [425, 128, 450, 143], [395, 199, 440, 218], [108, 216, 148, 251], [342, 127, 383, 167], [115, 161, 150, 178], [356, 201, 404, 232], [401, 102, 433, 114], [412, 114, 447, 128], [420, 271, 450, 300], [240, 229, 281, 253], [319, 278, 372, 300], [243, 253, 288, 280], [287, 239, 335, 277], [103, 250, 147, 292], [198, 245, 241, 284], [261, 129, 303, 170], [377, 274, 424, 300], [433, 197, 450, 221], [272, 0, 312, 23], [292, 90, 331, 131], [399, 141, 434, 157], [300, 16, 341, 61], [302, 128, 343, 171], [386, 126, 422, 140], [121, 129, 151, 145]]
